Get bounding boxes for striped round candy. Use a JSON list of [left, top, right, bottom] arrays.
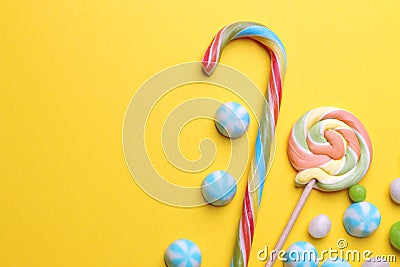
[[321, 258, 351, 267], [283, 241, 319, 267], [343, 201, 381, 237], [201, 170, 237, 206], [164, 238, 202, 267], [288, 107, 373, 191], [214, 102, 250, 138]]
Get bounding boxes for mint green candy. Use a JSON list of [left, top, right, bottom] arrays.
[[390, 221, 400, 251], [349, 184, 366, 202]]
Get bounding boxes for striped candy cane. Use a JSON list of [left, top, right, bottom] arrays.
[[202, 22, 287, 267]]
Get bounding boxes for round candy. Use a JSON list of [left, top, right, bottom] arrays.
[[214, 102, 250, 138], [389, 221, 400, 251], [164, 238, 202, 267], [349, 184, 367, 202], [390, 178, 400, 204], [343, 201, 381, 237], [201, 170, 237, 206], [362, 258, 390, 267], [308, 214, 332, 239], [287, 107, 373, 192], [321, 258, 351, 267], [283, 241, 319, 267]]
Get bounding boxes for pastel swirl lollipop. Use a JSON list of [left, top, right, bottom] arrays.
[[288, 107, 372, 191], [265, 107, 372, 267]]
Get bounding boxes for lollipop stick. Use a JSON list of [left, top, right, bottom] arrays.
[[265, 178, 317, 267]]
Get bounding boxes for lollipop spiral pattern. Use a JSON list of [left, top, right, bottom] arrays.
[[202, 22, 287, 266], [288, 107, 373, 191]]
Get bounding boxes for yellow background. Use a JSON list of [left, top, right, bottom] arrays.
[[1, 1, 400, 266]]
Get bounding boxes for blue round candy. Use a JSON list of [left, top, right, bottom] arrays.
[[201, 170, 237, 206], [164, 238, 202, 267], [321, 258, 351, 267], [283, 241, 319, 267], [343, 201, 381, 237], [214, 102, 250, 138]]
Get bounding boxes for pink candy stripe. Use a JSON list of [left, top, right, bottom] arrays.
[[336, 128, 360, 158], [288, 131, 331, 170], [202, 29, 224, 74], [322, 110, 373, 155], [307, 130, 346, 160], [241, 187, 254, 263]]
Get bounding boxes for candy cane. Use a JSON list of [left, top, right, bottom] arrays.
[[202, 21, 287, 267]]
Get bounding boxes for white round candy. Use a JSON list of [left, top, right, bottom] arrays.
[[390, 178, 400, 204], [308, 214, 332, 239], [361, 258, 390, 267]]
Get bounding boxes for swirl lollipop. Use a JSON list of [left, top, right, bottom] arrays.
[[202, 21, 287, 267], [265, 107, 373, 267]]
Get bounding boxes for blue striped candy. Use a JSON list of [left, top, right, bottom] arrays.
[[201, 170, 237, 206], [164, 239, 202, 267], [343, 201, 381, 237], [214, 102, 250, 139], [283, 241, 319, 267]]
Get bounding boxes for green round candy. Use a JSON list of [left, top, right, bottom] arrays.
[[390, 221, 400, 250], [349, 184, 367, 202]]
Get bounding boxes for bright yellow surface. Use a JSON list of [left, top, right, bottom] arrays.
[[1, 1, 400, 266]]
